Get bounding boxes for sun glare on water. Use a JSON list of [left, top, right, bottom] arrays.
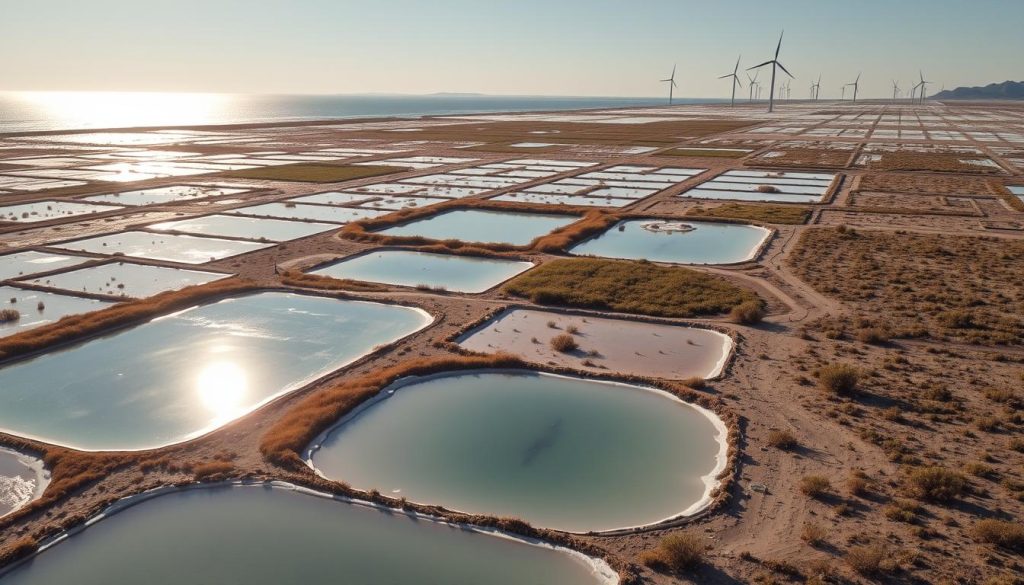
[[196, 361, 249, 421], [11, 91, 232, 130]]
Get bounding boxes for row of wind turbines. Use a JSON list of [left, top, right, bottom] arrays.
[[661, 32, 935, 112]]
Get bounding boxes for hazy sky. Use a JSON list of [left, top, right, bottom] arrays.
[[1, 0, 1021, 99]]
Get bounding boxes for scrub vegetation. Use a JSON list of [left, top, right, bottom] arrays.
[[280, 269, 390, 292], [504, 258, 762, 318], [224, 163, 403, 183], [788, 227, 1024, 345], [686, 202, 811, 225]]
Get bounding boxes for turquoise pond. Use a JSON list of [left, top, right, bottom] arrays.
[[0, 486, 613, 585], [569, 219, 771, 264], [310, 250, 533, 293], [0, 292, 431, 450], [375, 209, 580, 246], [309, 371, 726, 532]]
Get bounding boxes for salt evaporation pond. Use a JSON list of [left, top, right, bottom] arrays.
[[0, 292, 431, 450], [309, 370, 727, 533], [311, 250, 532, 293], [375, 209, 580, 246], [0, 447, 48, 518], [570, 219, 770, 265], [0, 486, 613, 585]]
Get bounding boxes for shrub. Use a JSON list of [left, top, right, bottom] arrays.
[[905, 466, 967, 502], [757, 184, 781, 193], [801, 522, 828, 546], [730, 300, 766, 324], [640, 533, 706, 572], [845, 541, 887, 576], [767, 429, 798, 450], [973, 519, 1024, 552], [816, 363, 860, 394], [800, 475, 832, 498], [884, 499, 921, 523], [0, 308, 20, 323], [855, 327, 889, 344], [549, 334, 578, 353], [847, 472, 870, 497]]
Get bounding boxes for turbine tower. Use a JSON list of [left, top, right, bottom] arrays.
[[718, 55, 743, 107], [661, 64, 679, 105], [811, 73, 821, 100], [746, 70, 760, 101], [918, 70, 931, 104], [841, 85, 846, 100], [845, 73, 861, 103], [748, 30, 793, 113], [891, 80, 901, 102]]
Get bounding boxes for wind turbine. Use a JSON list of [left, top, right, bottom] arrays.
[[917, 70, 931, 104], [845, 73, 861, 103], [661, 65, 679, 105], [891, 80, 900, 102], [746, 70, 760, 101], [810, 74, 821, 100], [841, 85, 846, 100], [748, 30, 793, 113], [718, 55, 743, 107]]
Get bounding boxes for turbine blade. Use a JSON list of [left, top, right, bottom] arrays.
[[775, 30, 784, 59], [747, 60, 772, 70], [777, 62, 794, 78]]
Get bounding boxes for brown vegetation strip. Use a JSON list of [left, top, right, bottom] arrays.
[[280, 270, 390, 292], [867, 152, 1003, 174], [788, 227, 1024, 345], [222, 163, 405, 183], [0, 278, 257, 361], [750, 148, 852, 169], [857, 173, 1003, 196], [685, 203, 810, 225], [504, 257, 761, 318]]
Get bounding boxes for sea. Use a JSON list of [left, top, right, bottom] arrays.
[[0, 92, 719, 134]]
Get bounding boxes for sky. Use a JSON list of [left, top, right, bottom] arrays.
[[1, 0, 1021, 99]]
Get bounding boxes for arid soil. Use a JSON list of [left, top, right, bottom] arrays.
[[0, 101, 1022, 584]]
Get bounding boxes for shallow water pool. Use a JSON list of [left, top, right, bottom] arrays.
[[376, 209, 580, 246], [0, 292, 431, 450], [310, 370, 726, 532], [311, 250, 532, 293], [0, 486, 611, 585], [570, 219, 770, 264]]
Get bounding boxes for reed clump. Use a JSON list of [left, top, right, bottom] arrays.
[[0, 309, 20, 323]]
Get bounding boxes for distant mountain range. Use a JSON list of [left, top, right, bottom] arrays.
[[932, 80, 1024, 100]]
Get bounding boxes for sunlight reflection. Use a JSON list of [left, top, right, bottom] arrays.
[[196, 361, 248, 421], [13, 91, 231, 130]]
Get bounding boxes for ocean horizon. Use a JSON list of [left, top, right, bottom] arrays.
[[0, 92, 723, 134]]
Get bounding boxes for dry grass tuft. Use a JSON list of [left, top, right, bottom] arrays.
[[549, 333, 578, 353], [845, 541, 888, 576], [972, 519, 1024, 552], [639, 532, 706, 572], [816, 363, 861, 395], [800, 474, 832, 498], [730, 299, 766, 325], [0, 309, 20, 323], [767, 429, 798, 450], [904, 466, 967, 503]]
